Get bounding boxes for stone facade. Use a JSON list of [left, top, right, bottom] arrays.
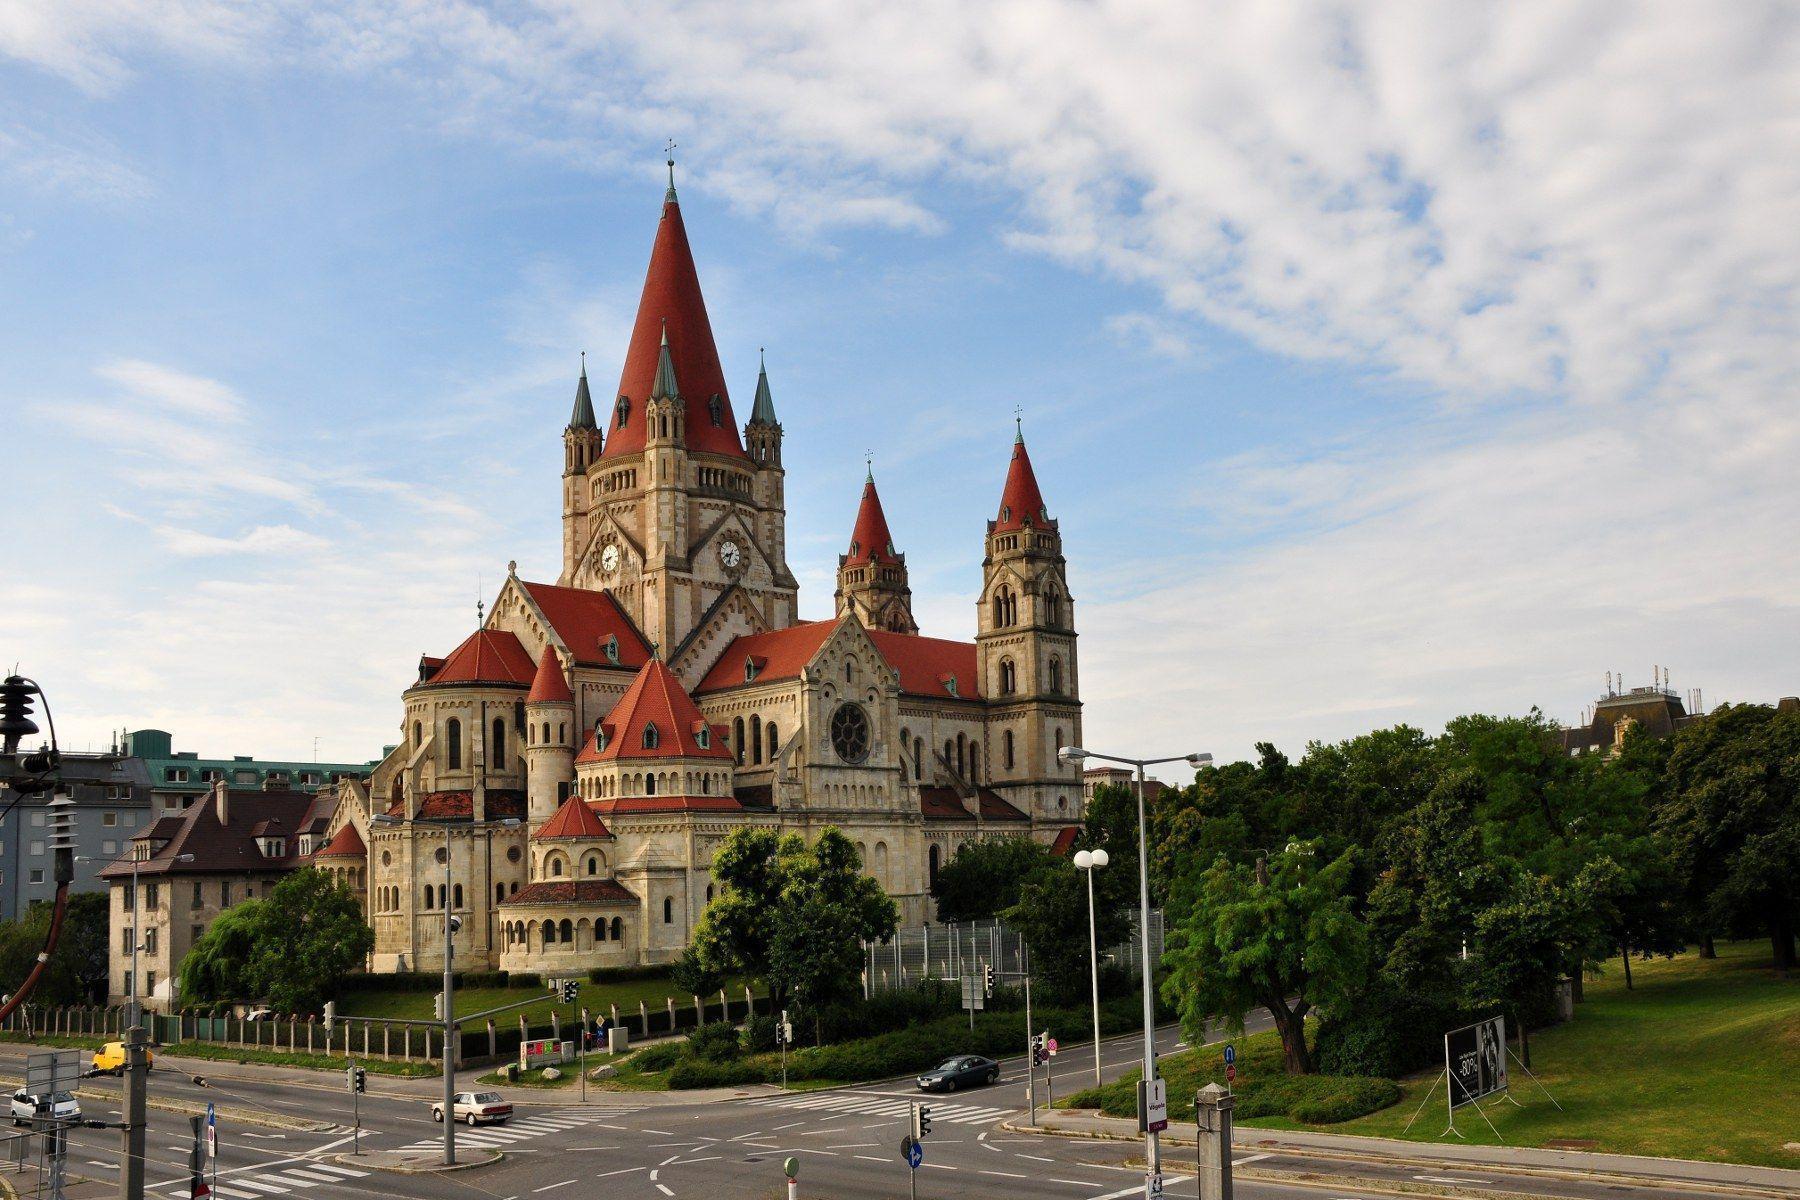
[[334, 179, 1085, 973]]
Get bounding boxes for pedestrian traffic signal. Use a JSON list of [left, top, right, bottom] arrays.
[[347, 1066, 366, 1093], [918, 1105, 932, 1138], [982, 962, 994, 997], [559, 979, 579, 1004], [433, 991, 446, 1020], [323, 1001, 336, 1034]]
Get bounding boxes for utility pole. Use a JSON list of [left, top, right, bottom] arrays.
[[119, 1022, 148, 1200], [1023, 944, 1036, 1125], [441, 826, 456, 1167]]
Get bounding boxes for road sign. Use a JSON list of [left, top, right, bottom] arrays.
[[960, 976, 986, 1011], [1047, 1037, 1058, 1057], [906, 1139, 923, 1169], [1149, 1170, 1165, 1197], [1225, 1064, 1237, 1083], [783, 1156, 799, 1179], [1144, 1077, 1169, 1133], [1223, 1044, 1235, 1065]]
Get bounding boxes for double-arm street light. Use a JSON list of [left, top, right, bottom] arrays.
[[372, 812, 521, 1165], [1059, 745, 1211, 1200], [1072, 846, 1109, 1088], [79, 850, 194, 1030]]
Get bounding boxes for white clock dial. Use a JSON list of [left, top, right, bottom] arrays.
[[600, 544, 620, 573], [720, 540, 742, 568]]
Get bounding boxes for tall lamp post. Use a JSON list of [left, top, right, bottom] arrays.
[[81, 851, 194, 1030], [1073, 847, 1109, 1089], [373, 812, 520, 1166], [1059, 745, 1211, 1200]]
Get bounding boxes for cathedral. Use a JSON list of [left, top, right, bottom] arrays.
[[323, 174, 1085, 972]]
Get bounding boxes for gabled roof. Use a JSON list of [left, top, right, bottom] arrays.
[[580, 659, 731, 761], [845, 471, 902, 566], [866, 630, 982, 700], [1048, 826, 1080, 856], [533, 795, 612, 840], [601, 191, 746, 462], [590, 794, 744, 816], [919, 787, 1029, 822], [521, 581, 652, 669], [526, 646, 574, 705], [312, 822, 367, 860], [99, 788, 327, 878], [419, 629, 536, 688], [501, 879, 638, 907], [694, 622, 836, 694], [992, 433, 1051, 534]]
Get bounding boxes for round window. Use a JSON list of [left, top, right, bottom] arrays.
[[434, 847, 448, 865], [381, 850, 392, 867], [829, 702, 871, 764], [506, 846, 522, 864]]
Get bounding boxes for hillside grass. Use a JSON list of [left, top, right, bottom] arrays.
[[336, 975, 754, 1027], [1304, 940, 1800, 1167]]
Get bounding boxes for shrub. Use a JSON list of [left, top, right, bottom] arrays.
[[630, 1042, 684, 1072], [1313, 978, 1465, 1078], [667, 1056, 769, 1088], [741, 1014, 778, 1053], [687, 1021, 742, 1062]]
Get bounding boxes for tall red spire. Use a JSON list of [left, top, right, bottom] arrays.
[[602, 185, 747, 461], [993, 429, 1050, 532], [846, 469, 901, 565]]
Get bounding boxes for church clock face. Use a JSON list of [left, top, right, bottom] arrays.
[[600, 544, 620, 574], [719, 540, 742, 569]]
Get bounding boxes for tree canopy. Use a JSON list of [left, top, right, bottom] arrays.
[[179, 868, 372, 1012]]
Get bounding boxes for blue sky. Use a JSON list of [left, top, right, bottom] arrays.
[[4, 2, 1797, 771]]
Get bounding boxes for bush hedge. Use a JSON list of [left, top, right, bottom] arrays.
[[336, 970, 540, 994], [587, 965, 674, 984]]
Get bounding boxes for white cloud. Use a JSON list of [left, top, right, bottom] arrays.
[[151, 523, 330, 557]]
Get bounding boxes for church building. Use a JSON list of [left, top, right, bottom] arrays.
[[327, 171, 1085, 971]]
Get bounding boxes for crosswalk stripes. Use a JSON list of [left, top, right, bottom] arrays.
[[395, 1106, 632, 1152], [744, 1092, 1017, 1125], [156, 1160, 369, 1197]]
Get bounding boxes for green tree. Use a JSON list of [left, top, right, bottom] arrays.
[[0, 893, 110, 1004], [178, 903, 264, 1006], [1658, 703, 1800, 971], [1161, 841, 1368, 1074], [671, 945, 725, 998], [179, 869, 371, 1012], [930, 837, 1054, 921], [1002, 852, 1132, 1005]]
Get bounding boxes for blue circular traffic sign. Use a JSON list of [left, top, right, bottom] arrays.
[[1223, 1045, 1236, 1065], [907, 1141, 923, 1168]]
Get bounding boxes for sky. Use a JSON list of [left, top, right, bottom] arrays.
[[3, 2, 1797, 774]]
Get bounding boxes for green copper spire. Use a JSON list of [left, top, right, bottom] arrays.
[[749, 346, 778, 425], [651, 319, 680, 399], [569, 351, 597, 429]]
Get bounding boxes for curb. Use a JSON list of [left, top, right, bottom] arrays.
[[0, 1074, 332, 1134]]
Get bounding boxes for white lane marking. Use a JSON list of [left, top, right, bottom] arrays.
[[855, 1154, 888, 1163], [531, 1182, 575, 1193], [594, 1166, 644, 1179], [268, 1169, 341, 1183], [1235, 1152, 1272, 1165], [981, 1170, 1029, 1178], [1017, 1153, 1056, 1161], [654, 1187, 673, 1198], [648, 1170, 658, 1181]]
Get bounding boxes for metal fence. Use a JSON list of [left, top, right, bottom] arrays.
[[863, 910, 1163, 994]]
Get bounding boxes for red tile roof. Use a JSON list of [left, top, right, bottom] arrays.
[[600, 193, 747, 462], [521, 581, 652, 669], [866, 629, 982, 700], [693, 622, 836, 693], [919, 786, 1029, 822], [591, 794, 744, 816], [845, 474, 902, 565], [385, 790, 528, 821], [501, 879, 639, 907], [420, 629, 535, 688], [1048, 826, 1080, 856], [533, 796, 612, 840], [526, 646, 574, 705], [976, 789, 1031, 821], [312, 823, 366, 859], [580, 659, 731, 762], [99, 789, 328, 877], [993, 435, 1051, 533]]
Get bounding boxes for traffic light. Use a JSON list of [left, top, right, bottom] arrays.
[[910, 1104, 933, 1139], [433, 992, 446, 1021], [982, 962, 994, 998], [323, 1001, 336, 1034], [559, 979, 579, 1004], [1031, 1032, 1046, 1067], [347, 1066, 366, 1093]]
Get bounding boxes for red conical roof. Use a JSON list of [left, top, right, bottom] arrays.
[[846, 473, 902, 565], [420, 629, 536, 688], [312, 823, 366, 860], [993, 435, 1050, 533], [602, 191, 746, 461], [526, 646, 574, 705], [532, 795, 612, 841], [577, 658, 732, 762]]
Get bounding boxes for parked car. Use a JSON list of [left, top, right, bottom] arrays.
[[91, 1042, 154, 1076], [916, 1055, 999, 1092], [10, 1091, 79, 1126], [432, 1091, 513, 1126]]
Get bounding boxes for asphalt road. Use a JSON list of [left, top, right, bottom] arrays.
[[0, 1031, 1771, 1200]]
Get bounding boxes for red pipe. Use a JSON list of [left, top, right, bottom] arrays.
[[0, 882, 71, 1023]]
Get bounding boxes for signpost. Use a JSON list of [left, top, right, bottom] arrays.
[[783, 1155, 799, 1200], [960, 975, 985, 1030], [1140, 1076, 1169, 1133], [904, 1103, 932, 1200], [346, 1062, 366, 1154], [1401, 1014, 1558, 1141], [777, 1008, 794, 1089], [26, 1050, 78, 1200]]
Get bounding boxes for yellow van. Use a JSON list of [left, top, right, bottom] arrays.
[[91, 1042, 153, 1075]]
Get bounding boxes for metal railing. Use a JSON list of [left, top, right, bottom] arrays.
[[863, 910, 1163, 994]]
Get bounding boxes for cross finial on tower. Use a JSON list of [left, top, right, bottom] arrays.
[[865, 449, 874, 482], [664, 139, 678, 199], [579, 349, 586, 377], [1013, 405, 1024, 443]]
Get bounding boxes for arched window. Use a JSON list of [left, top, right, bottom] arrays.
[[642, 723, 660, 750], [706, 884, 714, 903], [645, 774, 657, 796], [1004, 730, 1016, 770], [492, 717, 506, 765], [615, 396, 630, 427], [586, 854, 599, 876], [595, 919, 607, 942], [767, 722, 779, 762], [944, 740, 954, 773], [1046, 589, 1062, 626], [1055, 728, 1065, 755], [422, 884, 434, 910], [542, 919, 556, 945], [542, 721, 551, 743], [610, 916, 623, 941], [662, 897, 674, 924], [733, 718, 746, 765], [999, 658, 1016, 694], [899, 727, 910, 780], [750, 715, 762, 765], [445, 718, 462, 770], [550, 857, 564, 877], [875, 841, 889, 880], [452, 884, 463, 909], [559, 918, 573, 945], [412, 721, 421, 748], [708, 394, 723, 426], [495, 883, 504, 904], [956, 733, 967, 776], [1049, 656, 1063, 694]]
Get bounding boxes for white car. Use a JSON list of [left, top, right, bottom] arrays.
[[10, 1090, 80, 1126], [431, 1091, 513, 1126]]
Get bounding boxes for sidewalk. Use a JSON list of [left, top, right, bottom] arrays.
[[1016, 1109, 1800, 1195]]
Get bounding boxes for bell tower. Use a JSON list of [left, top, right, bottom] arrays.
[[560, 355, 604, 585], [835, 466, 918, 634], [977, 424, 1082, 824]]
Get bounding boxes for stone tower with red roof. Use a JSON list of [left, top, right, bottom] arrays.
[[834, 468, 919, 635]]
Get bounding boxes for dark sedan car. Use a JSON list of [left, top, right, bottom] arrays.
[[916, 1055, 999, 1092]]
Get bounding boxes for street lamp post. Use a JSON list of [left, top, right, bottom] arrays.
[[80, 851, 193, 1030], [1073, 847, 1109, 1088], [1060, 744, 1210, 1200]]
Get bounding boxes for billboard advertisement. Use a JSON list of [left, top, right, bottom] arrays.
[[1445, 1015, 1507, 1108]]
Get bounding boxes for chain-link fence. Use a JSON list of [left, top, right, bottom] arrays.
[[863, 910, 1163, 994]]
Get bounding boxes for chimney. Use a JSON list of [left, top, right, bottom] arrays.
[[213, 778, 230, 827]]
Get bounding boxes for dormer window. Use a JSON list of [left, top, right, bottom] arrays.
[[604, 635, 620, 665], [708, 394, 723, 426], [642, 723, 660, 750], [745, 658, 758, 682], [944, 674, 959, 697], [615, 396, 630, 427], [696, 727, 711, 749], [1002, 505, 1012, 521], [257, 837, 286, 858], [166, 768, 189, 784], [593, 722, 608, 753]]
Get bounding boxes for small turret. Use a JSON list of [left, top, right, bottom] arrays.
[[745, 349, 782, 468], [835, 465, 918, 634], [645, 322, 686, 447], [524, 647, 576, 825], [564, 353, 604, 474]]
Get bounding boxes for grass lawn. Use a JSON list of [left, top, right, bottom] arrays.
[[336, 975, 754, 1027], [1296, 940, 1800, 1168]]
